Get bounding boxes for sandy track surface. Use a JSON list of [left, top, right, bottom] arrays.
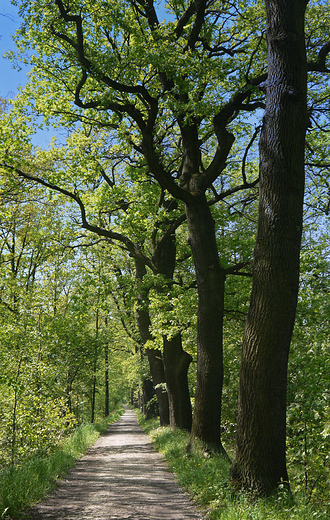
[[25, 408, 203, 520]]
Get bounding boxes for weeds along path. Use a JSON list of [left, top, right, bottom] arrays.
[[25, 407, 203, 520]]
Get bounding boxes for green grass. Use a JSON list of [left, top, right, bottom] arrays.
[[137, 412, 330, 520], [0, 407, 124, 519]]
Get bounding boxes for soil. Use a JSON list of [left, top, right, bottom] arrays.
[[24, 407, 203, 520]]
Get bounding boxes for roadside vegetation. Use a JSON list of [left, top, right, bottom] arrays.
[[137, 413, 330, 520], [0, 407, 123, 519]]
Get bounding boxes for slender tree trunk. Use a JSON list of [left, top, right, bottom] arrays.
[[135, 259, 170, 425], [104, 316, 110, 417], [91, 307, 100, 424], [11, 353, 23, 465], [154, 212, 193, 431], [11, 388, 18, 465], [231, 0, 308, 494], [186, 195, 226, 452], [66, 377, 73, 414], [91, 370, 97, 424], [104, 342, 109, 417]]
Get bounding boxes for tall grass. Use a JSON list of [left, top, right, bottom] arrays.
[[137, 413, 330, 520], [0, 408, 124, 519]]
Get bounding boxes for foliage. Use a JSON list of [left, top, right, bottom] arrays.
[[286, 229, 330, 508], [0, 179, 133, 466], [0, 407, 123, 519], [138, 414, 330, 520]]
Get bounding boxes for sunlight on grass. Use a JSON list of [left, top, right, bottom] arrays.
[[0, 407, 124, 519], [137, 412, 330, 520]]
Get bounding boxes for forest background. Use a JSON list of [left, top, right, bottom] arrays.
[[0, 0, 330, 518]]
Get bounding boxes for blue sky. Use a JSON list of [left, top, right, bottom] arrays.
[[0, 1, 58, 147], [0, 2, 28, 98]]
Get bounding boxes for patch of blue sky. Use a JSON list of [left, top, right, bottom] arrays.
[[0, 1, 60, 148]]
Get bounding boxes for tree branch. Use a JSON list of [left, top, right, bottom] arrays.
[[208, 178, 259, 205], [174, 1, 198, 39], [53, 0, 156, 104], [1, 163, 157, 272], [242, 125, 261, 184], [224, 261, 252, 276], [307, 41, 330, 73], [186, 0, 208, 50]]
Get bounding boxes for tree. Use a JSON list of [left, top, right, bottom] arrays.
[[231, 0, 309, 495], [5, 0, 262, 450]]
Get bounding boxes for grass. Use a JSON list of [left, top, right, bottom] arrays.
[[137, 412, 330, 520], [0, 407, 124, 519]]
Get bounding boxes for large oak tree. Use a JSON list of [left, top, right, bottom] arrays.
[[230, 0, 330, 495], [5, 0, 261, 450]]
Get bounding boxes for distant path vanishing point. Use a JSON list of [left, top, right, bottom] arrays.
[[25, 407, 203, 520]]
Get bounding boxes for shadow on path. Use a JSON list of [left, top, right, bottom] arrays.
[[25, 408, 203, 520]]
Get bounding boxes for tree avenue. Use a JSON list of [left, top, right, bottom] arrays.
[[1, 0, 330, 499], [6, 0, 263, 452]]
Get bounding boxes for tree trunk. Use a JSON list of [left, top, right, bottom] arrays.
[[135, 259, 170, 426], [66, 376, 73, 414], [231, 0, 308, 494], [144, 347, 169, 424], [142, 378, 158, 419], [104, 342, 109, 417], [163, 333, 192, 431], [91, 305, 100, 424], [154, 210, 193, 431], [185, 195, 226, 451], [91, 367, 97, 424]]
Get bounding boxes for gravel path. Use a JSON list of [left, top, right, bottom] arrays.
[[25, 408, 203, 520]]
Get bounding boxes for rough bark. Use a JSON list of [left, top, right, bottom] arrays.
[[144, 347, 169, 424], [185, 195, 226, 451], [153, 211, 193, 431], [163, 333, 193, 431], [135, 258, 170, 426], [231, 0, 308, 494], [142, 378, 158, 419]]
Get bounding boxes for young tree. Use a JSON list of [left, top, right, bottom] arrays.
[[0, 183, 79, 463]]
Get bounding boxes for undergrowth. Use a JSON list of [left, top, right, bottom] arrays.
[[137, 412, 330, 520], [0, 407, 124, 519]]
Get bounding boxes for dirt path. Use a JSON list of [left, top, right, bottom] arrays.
[[25, 408, 203, 520]]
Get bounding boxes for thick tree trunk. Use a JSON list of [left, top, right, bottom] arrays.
[[163, 333, 192, 431], [145, 347, 169, 424], [186, 195, 226, 451], [231, 0, 308, 494]]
